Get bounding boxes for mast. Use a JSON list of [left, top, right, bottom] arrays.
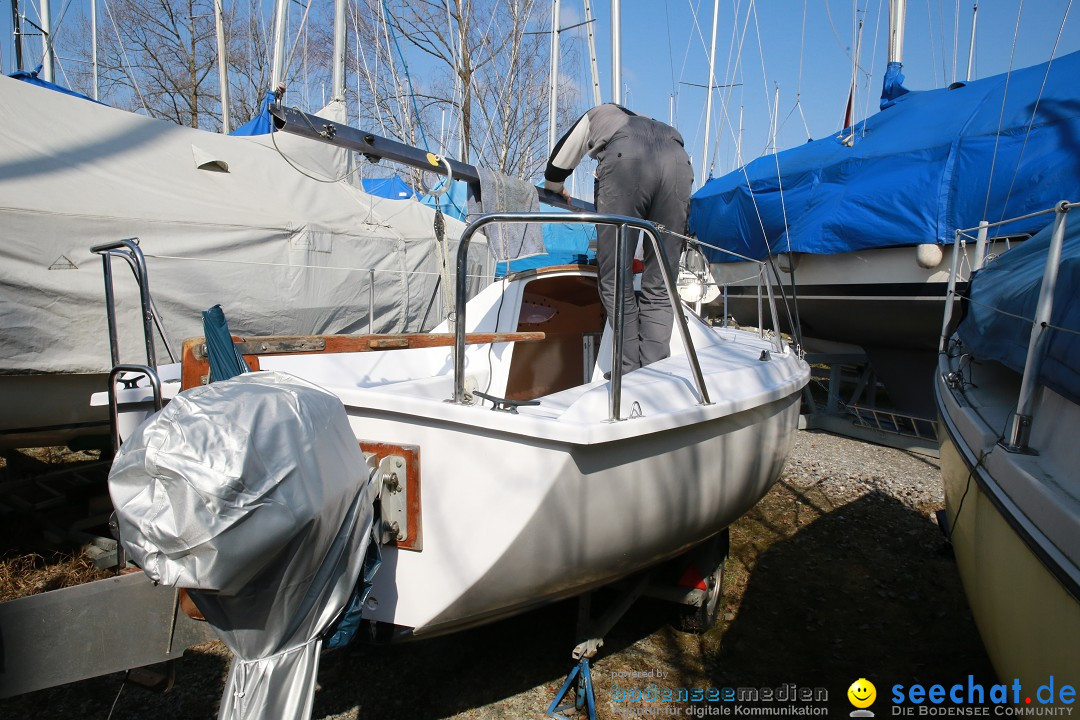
[[880, 0, 908, 108], [39, 0, 52, 82], [548, 0, 561, 153], [270, 0, 288, 91], [332, 0, 346, 101], [213, 0, 230, 133], [966, 2, 978, 81], [582, 0, 601, 105], [90, 0, 98, 100], [10, 0, 23, 71], [610, 0, 620, 104], [888, 0, 906, 65], [700, 0, 719, 180]]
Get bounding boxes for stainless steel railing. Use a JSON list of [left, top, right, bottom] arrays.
[[451, 212, 711, 421], [947, 200, 1079, 452], [91, 238, 168, 451]]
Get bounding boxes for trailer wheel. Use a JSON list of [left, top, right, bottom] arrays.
[[679, 559, 725, 633]]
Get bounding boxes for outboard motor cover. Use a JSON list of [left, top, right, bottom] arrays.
[[109, 370, 377, 720]]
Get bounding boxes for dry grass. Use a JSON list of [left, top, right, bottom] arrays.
[[0, 432, 994, 719], [0, 551, 113, 602]]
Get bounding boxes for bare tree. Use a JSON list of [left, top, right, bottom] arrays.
[[58, 0, 332, 131], [91, 0, 221, 127], [349, 0, 581, 180], [50, 0, 580, 175]]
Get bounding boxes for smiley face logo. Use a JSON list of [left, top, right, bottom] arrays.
[[848, 678, 876, 709]]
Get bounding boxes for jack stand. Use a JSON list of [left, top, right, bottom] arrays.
[[545, 573, 651, 718], [546, 656, 596, 720]]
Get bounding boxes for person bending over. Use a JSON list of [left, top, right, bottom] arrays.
[[544, 103, 694, 374]]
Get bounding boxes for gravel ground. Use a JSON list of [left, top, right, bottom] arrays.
[[0, 429, 994, 719]]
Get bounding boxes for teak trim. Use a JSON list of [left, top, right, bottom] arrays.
[[180, 331, 545, 390]]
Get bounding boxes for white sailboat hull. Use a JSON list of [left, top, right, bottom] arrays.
[[343, 391, 800, 637], [105, 265, 809, 638]]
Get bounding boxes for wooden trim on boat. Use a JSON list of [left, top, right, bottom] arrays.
[[361, 441, 423, 552], [503, 264, 598, 282], [179, 331, 546, 390]]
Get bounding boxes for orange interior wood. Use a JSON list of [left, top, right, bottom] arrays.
[[505, 274, 605, 401], [179, 331, 545, 390]]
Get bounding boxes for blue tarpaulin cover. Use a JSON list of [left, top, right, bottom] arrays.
[[362, 176, 415, 199], [958, 214, 1080, 406], [420, 179, 595, 276], [691, 51, 1080, 263], [230, 90, 275, 136], [9, 66, 101, 103], [495, 202, 595, 277]]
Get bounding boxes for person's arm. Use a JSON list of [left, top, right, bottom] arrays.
[[544, 112, 591, 196]]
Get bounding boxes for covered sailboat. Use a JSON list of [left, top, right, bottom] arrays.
[[99, 210, 809, 641], [0, 75, 492, 448], [935, 203, 1080, 689], [690, 49, 1080, 413]]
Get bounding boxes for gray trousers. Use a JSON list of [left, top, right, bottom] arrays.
[[594, 117, 694, 373]]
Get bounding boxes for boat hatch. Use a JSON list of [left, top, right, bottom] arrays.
[[506, 272, 605, 402]]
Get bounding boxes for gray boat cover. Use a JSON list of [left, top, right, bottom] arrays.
[[109, 371, 377, 720], [0, 75, 493, 376]]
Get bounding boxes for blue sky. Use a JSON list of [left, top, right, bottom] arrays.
[[556, 0, 1079, 184], [3, 0, 1077, 189]]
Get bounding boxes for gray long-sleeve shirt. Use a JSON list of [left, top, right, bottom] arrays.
[[544, 104, 684, 194], [544, 104, 635, 194]]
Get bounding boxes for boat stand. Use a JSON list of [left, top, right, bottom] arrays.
[[546, 573, 651, 719], [547, 656, 596, 720], [799, 351, 940, 457]]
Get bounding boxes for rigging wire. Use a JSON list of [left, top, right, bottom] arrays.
[[283, 0, 315, 88], [823, 0, 851, 56], [718, 0, 749, 171], [101, 0, 151, 115], [789, 0, 811, 141], [750, 2, 776, 157], [994, 0, 1073, 231], [980, 0, 1025, 224], [938, 0, 948, 85], [859, 0, 885, 139], [925, 0, 937, 87], [952, 0, 960, 83], [350, 0, 386, 134], [665, 0, 678, 121], [380, 0, 431, 151]]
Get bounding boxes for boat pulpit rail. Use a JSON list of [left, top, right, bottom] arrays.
[[946, 200, 1080, 453], [452, 212, 712, 422], [91, 238, 169, 451], [667, 231, 786, 352]]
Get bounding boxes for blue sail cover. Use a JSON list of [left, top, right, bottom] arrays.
[[691, 51, 1080, 262], [9, 67, 101, 103], [362, 176, 415, 199], [958, 214, 1080, 406], [420, 179, 595, 276], [230, 90, 275, 136]]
